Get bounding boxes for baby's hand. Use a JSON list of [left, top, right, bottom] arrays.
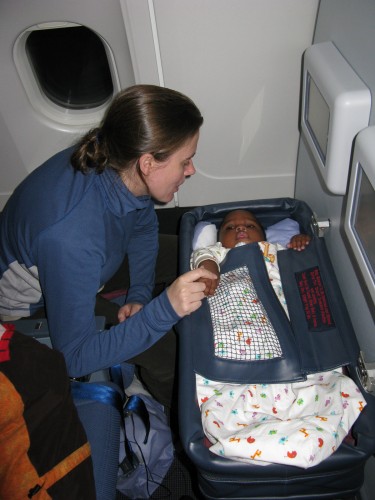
[[287, 234, 311, 251], [198, 260, 220, 296]]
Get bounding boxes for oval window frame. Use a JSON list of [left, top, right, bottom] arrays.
[[13, 21, 121, 127]]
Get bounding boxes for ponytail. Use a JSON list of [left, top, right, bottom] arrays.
[[71, 127, 110, 174]]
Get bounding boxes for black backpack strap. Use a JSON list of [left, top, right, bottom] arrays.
[[109, 365, 151, 475]]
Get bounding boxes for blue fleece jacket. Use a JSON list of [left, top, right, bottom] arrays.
[[0, 147, 180, 377]]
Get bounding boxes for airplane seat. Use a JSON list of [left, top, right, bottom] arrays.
[[73, 380, 123, 500], [177, 197, 375, 500]]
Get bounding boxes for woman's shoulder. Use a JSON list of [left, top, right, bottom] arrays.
[[5, 147, 98, 240]]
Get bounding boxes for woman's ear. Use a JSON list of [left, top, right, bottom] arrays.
[[138, 153, 154, 176]]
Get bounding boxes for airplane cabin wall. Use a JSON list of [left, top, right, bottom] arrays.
[[295, 0, 375, 358], [0, 0, 318, 210], [294, 3, 375, 497], [145, 0, 319, 207], [0, 0, 136, 210]]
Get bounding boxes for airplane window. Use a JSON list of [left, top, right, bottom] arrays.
[[25, 26, 113, 110]]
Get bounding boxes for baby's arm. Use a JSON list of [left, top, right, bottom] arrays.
[[287, 234, 311, 251], [190, 244, 226, 296]]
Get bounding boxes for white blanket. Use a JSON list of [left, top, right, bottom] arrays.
[[197, 370, 365, 468]]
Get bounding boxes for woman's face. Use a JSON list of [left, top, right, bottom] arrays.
[[144, 132, 199, 203], [219, 210, 265, 248]]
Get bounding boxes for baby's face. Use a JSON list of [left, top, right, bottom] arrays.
[[219, 210, 265, 248]]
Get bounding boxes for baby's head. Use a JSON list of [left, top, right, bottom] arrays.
[[218, 209, 266, 248]]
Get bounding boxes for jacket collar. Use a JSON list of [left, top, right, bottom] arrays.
[[98, 167, 151, 216]]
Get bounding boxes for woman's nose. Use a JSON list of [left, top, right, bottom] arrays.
[[185, 161, 196, 176]]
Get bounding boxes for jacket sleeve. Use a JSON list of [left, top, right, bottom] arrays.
[[126, 203, 158, 305], [35, 227, 180, 378]]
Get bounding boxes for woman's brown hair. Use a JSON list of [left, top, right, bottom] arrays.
[[71, 84, 203, 174]]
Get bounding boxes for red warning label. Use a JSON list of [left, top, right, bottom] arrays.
[[295, 266, 335, 330]]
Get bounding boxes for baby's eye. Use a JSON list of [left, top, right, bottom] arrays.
[[226, 225, 235, 231], [246, 224, 255, 229]]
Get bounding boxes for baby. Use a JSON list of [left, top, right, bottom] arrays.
[[192, 209, 311, 296], [190, 210, 364, 468]]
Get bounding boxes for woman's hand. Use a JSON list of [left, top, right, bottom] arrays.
[[118, 302, 143, 323], [167, 268, 218, 317]]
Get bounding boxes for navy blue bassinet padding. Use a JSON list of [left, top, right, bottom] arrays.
[[177, 197, 375, 500], [278, 237, 359, 373]]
